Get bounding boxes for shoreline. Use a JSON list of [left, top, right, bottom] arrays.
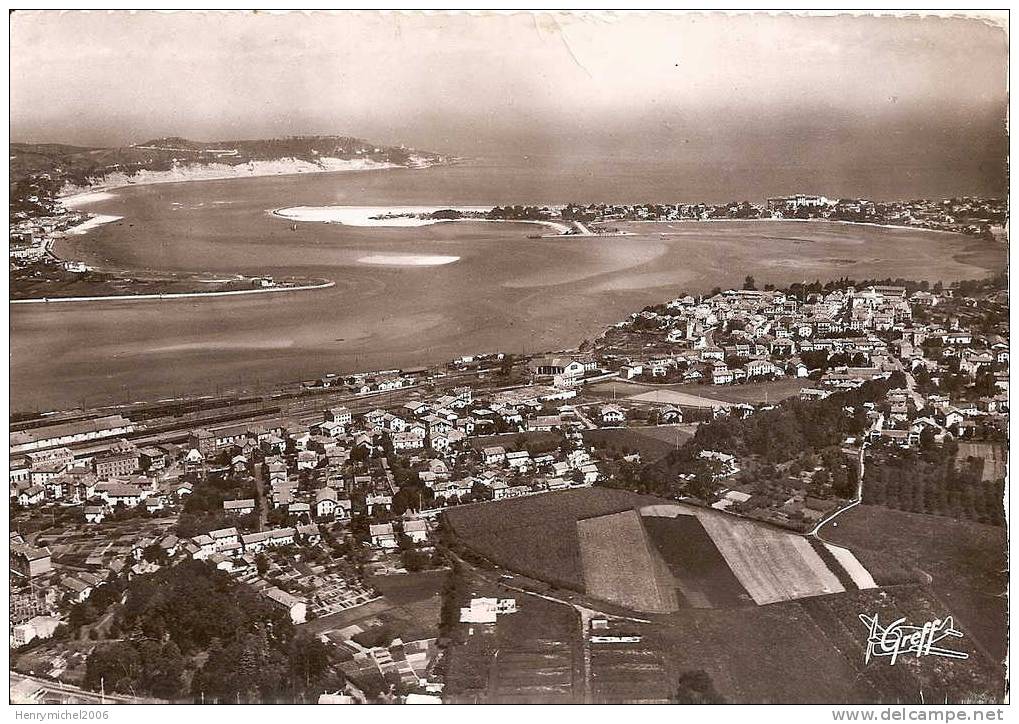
[[57, 157, 451, 205], [272, 204, 979, 240], [616, 217, 970, 237], [10, 279, 336, 305]]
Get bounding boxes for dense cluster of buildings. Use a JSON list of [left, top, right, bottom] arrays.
[[564, 195, 1006, 238], [9, 189, 92, 267], [9, 368, 617, 649], [602, 284, 1007, 417]]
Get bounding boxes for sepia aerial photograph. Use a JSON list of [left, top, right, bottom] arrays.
[[7, 9, 1010, 712]]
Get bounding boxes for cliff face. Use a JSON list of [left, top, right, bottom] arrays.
[[11, 135, 449, 191], [57, 156, 403, 196]]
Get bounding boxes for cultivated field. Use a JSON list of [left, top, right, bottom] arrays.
[[577, 509, 677, 613], [34, 517, 178, 568], [589, 632, 673, 703], [693, 510, 845, 604], [822, 543, 878, 590], [641, 504, 849, 605], [448, 489, 876, 611], [444, 488, 664, 591], [642, 515, 752, 608]]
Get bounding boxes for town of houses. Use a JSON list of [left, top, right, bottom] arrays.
[[600, 282, 1007, 420], [9, 371, 611, 650], [8, 271, 1007, 697]]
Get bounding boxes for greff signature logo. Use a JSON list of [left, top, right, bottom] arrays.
[[859, 613, 969, 665]]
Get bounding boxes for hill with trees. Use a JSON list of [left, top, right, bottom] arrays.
[[84, 560, 341, 702]]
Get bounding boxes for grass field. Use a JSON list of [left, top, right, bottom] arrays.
[[820, 505, 1007, 662], [577, 509, 677, 613], [801, 586, 1006, 703], [581, 425, 692, 462], [584, 380, 663, 399], [637, 583, 1005, 704], [590, 378, 811, 407], [627, 388, 733, 408], [955, 441, 1007, 481], [682, 378, 813, 405], [367, 569, 449, 605], [647, 602, 872, 703]]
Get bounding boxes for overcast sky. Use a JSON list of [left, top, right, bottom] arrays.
[[10, 11, 1008, 195]]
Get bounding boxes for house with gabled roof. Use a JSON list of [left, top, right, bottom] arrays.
[[223, 498, 256, 516], [403, 519, 428, 544], [370, 523, 398, 549]]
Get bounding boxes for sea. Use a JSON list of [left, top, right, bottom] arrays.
[[9, 156, 1006, 412]]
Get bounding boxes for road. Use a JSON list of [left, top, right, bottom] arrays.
[[253, 463, 269, 531], [571, 405, 599, 430], [809, 442, 867, 538], [893, 358, 926, 410]]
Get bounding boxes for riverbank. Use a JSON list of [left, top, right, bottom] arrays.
[[15, 221, 334, 302], [10, 279, 335, 304], [18, 180, 348, 303]]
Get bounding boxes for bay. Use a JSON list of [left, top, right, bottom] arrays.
[[9, 158, 1005, 411]]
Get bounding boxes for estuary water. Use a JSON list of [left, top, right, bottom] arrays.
[[10, 157, 1005, 411]]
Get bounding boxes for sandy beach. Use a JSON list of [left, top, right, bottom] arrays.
[[61, 191, 119, 208], [358, 254, 461, 266], [273, 205, 492, 227], [272, 205, 574, 236], [62, 213, 123, 235]]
